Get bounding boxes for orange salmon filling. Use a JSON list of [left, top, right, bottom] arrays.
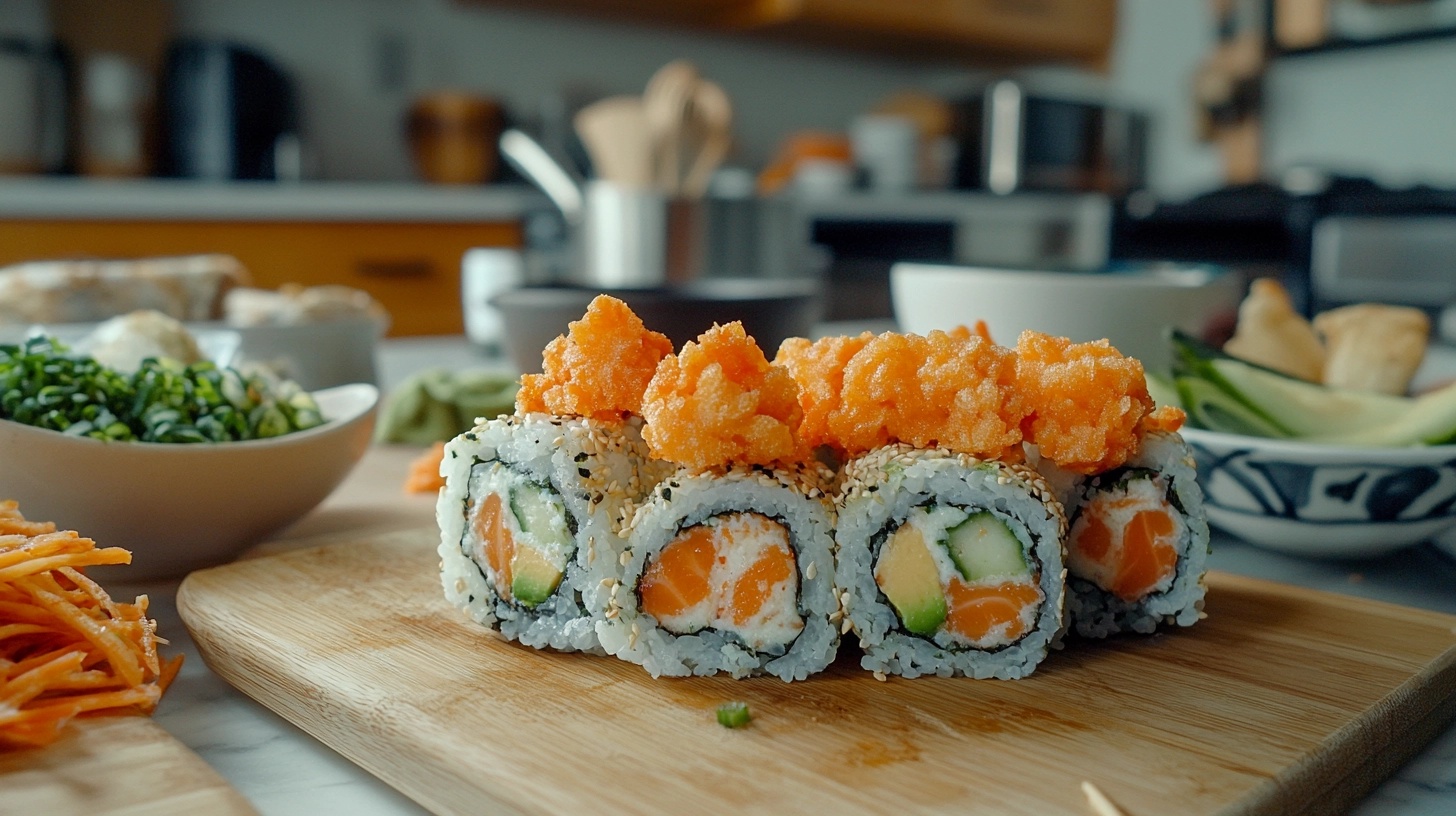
[[516, 294, 673, 420], [1015, 331, 1156, 474], [1067, 480, 1181, 602], [642, 323, 803, 470], [474, 492, 515, 600], [945, 579, 1041, 643], [637, 512, 804, 650]]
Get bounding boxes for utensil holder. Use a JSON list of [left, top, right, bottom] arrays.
[[577, 180, 705, 288]]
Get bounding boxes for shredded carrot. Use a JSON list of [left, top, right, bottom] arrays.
[[404, 442, 448, 495], [0, 501, 180, 749]]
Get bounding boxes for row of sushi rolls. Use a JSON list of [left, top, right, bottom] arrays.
[[435, 295, 1209, 682]]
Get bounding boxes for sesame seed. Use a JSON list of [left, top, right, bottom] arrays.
[[873, 670, 887, 682], [454, 579, 466, 593], [805, 561, 817, 581], [605, 607, 619, 620], [619, 551, 631, 566], [841, 617, 853, 634]]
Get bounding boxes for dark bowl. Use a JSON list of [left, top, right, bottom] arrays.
[[490, 279, 823, 373]]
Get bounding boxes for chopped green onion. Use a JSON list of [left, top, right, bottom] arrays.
[[0, 335, 326, 444], [715, 701, 751, 728]]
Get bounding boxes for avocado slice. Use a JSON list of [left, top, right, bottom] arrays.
[[510, 544, 564, 607], [944, 512, 1029, 581], [1168, 330, 1456, 445], [874, 524, 948, 636]]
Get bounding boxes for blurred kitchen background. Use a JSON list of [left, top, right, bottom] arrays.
[[3, 0, 1456, 354]]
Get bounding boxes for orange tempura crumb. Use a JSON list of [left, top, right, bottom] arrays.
[[1015, 331, 1154, 474], [831, 330, 1027, 460], [773, 332, 874, 452], [1141, 404, 1187, 434], [404, 442, 447, 494], [946, 321, 994, 344], [515, 295, 673, 420], [643, 322, 803, 471]]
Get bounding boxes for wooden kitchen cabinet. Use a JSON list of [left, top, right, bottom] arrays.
[[0, 220, 522, 337], [467, 0, 1116, 65]]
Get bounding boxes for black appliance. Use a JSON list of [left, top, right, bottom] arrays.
[[1110, 175, 1456, 316], [158, 40, 298, 180], [951, 79, 1147, 196]]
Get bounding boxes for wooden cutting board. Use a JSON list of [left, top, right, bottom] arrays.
[[176, 527, 1456, 816], [0, 715, 257, 816]]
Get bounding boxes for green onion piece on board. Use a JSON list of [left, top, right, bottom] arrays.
[[716, 702, 751, 728]]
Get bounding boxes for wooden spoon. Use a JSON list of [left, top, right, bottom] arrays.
[[574, 95, 653, 188]]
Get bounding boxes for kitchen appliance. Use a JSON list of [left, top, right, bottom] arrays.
[[158, 39, 300, 181], [0, 37, 69, 175], [1112, 175, 1456, 316], [951, 79, 1147, 195]]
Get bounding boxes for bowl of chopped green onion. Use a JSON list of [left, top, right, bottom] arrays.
[[0, 336, 378, 578]]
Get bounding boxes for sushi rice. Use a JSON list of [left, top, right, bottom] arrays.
[[836, 446, 1068, 679], [437, 413, 663, 652], [598, 463, 840, 681]]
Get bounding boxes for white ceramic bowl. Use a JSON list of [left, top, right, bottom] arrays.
[[1180, 427, 1456, 559], [890, 262, 1240, 374], [0, 383, 379, 579]]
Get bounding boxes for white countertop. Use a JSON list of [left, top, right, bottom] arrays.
[[0, 178, 546, 222], [110, 336, 1456, 815]]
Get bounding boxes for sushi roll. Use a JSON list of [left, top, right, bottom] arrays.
[[436, 294, 674, 652], [598, 463, 839, 680], [598, 322, 842, 681], [835, 446, 1067, 679], [1015, 330, 1209, 637], [1049, 430, 1210, 637], [437, 415, 656, 651]]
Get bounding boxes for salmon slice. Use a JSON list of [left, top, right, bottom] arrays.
[[944, 579, 1041, 643], [474, 492, 514, 600], [726, 541, 795, 626], [1110, 509, 1178, 601], [1068, 487, 1180, 603], [639, 526, 716, 620]]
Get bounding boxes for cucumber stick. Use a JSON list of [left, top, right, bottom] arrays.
[[1170, 331, 1456, 446]]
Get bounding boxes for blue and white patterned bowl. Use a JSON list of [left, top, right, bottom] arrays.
[[1181, 427, 1456, 559]]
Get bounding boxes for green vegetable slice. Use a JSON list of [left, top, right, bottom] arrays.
[[716, 701, 751, 728]]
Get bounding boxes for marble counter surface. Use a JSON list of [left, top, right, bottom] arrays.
[[82, 337, 1456, 814]]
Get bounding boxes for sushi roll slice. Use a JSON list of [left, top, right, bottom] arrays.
[[437, 414, 658, 652], [597, 463, 839, 681], [437, 294, 675, 652], [1014, 330, 1209, 637], [1051, 430, 1210, 637], [836, 446, 1067, 679], [598, 321, 841, 681]]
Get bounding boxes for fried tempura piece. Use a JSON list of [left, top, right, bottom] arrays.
[[1314, 304, 1430, 395], [1223, 279, 1325, 382]]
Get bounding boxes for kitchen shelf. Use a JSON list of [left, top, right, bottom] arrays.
[[461, 0, 1116, 66], [1276, 24, 1456, 57]]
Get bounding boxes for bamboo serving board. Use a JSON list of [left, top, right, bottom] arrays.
[[177, 527, 1456, 816], [0, 715, 256, 816]]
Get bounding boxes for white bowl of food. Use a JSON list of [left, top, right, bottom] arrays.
[[0, 383, 378, 579], [890, 262, 1240, 374]]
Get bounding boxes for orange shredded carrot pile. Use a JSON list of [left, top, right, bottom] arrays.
[[643, 322, 803, 470], [404, 442, 448, 495], [515, 295, 674, 420], [0, 501, 181, 749], [773, 333, 874, 453], [787, 330, 1026, 460], [1015, 331, 1155, 474]]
